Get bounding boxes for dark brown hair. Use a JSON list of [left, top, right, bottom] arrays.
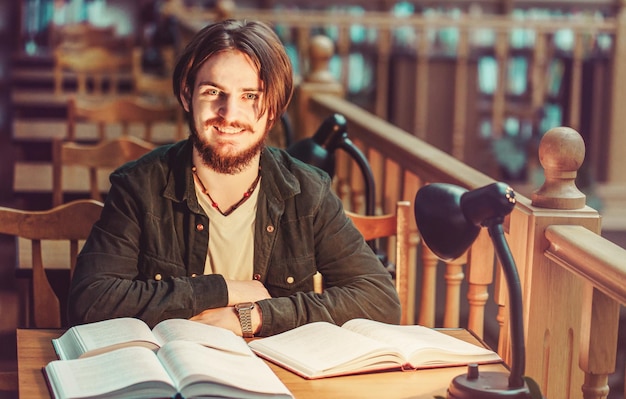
[[173, 19, 294, 127]]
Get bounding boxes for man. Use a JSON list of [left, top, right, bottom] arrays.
[[68, 19, 400, 337]]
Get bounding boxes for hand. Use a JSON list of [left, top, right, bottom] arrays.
[[225, 279, 271, 306], [190, 305, 262, 336]]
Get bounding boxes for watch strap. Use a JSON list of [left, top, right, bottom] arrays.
[[235, 302, 255, 338]]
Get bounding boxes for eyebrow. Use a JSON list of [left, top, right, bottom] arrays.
[[197, 80, 263, 93]]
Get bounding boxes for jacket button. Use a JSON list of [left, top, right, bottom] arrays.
[[196, 223, 205, 231], [266, 225, 274, 233], [155, 273, 162, 281], [191, 273, 197, 278], [286, 276, 294, 284], [253, 273, 261, 280]]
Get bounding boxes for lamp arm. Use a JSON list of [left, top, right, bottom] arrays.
[[337, 138, 376, 217], [487, 221, 526, 389]]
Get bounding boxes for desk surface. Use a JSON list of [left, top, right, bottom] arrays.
[[18, 328, 507, 399]]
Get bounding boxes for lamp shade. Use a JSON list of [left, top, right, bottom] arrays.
[[414, 182, 516, 261], [414, 183, 479, 261], [286, 114, 347, 176]]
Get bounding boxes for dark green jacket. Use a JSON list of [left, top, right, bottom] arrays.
[[68, 140, 400, 335]]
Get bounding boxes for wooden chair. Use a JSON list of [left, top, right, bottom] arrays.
[[52, 136, 157, 206], [314, 201, 414, 325], [0, 200, 103, 328], [67, 96, 184, 142], [53, 46, 131, 96]]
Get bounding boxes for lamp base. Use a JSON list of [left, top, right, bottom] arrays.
[[447, 367, 532, 399]]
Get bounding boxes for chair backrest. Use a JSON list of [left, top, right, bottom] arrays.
[[52, 136, 157, 206], [67, 96, 183, 142], [53, 46, 130, 96], [314, 201, 414, 325], [0, 200, 103, 328]]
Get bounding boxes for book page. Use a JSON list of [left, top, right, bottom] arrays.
[[248, 322, 405, 378], [342, 319, 500, 367], [45, 346, 177, 399], [151, 318, 252, 356], [52, 318, 160, 360], [157, 340, 293, 399]]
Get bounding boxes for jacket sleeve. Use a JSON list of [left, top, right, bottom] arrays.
[[256, 183, 401, 336]]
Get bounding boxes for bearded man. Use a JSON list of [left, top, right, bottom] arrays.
[[68, 19, 400, 337]]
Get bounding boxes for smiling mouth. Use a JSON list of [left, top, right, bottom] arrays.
[[215, 125, 245, 134]]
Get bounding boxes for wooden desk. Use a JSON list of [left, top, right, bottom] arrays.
[[17, 328, 508, 399], [13, 119, 181, 144]]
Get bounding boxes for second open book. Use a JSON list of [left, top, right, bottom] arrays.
[[249, 318, 502, 379]]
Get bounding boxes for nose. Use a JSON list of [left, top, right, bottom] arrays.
[[217, 94, 241, 122]]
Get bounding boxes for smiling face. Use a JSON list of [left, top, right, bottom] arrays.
[[182, 50, 271, 174]]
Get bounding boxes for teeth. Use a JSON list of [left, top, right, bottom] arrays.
[[216, 126, 244, 134]]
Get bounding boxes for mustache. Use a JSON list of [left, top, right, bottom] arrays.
[[203, 117, 253, 132]]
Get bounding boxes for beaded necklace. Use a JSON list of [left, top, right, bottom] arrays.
[[192, 165, 261, 216]]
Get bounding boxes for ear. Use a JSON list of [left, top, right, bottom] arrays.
[[180, 88, 191, 112]]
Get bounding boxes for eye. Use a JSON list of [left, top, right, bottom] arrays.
[[244, 92, 259, 100], [201, 88, 220, 96]]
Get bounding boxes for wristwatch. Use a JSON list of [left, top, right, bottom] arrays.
[[234, 302, 255, 338]]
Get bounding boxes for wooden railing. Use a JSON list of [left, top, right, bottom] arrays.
[[299, 93, 622, 398], [165, 3, 626, 397], [301, 92, 625, 398]]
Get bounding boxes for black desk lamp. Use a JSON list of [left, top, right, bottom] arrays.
[[287, 114, 377, 249], [286, 113, 375, 217], [414, 182, 534, 398]]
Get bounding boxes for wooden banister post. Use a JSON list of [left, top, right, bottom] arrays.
[[294, 35, 344, 140], [531, 126, 586, 210], [215, 0, 235, 20], [534, 127, 619, 398], [505, 126, 605, 398], [417, 244, 438, 328]]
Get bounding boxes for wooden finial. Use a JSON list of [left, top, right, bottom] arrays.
[[216, 0, 235, 20], [532, 126, 586, 209], [306, 35, 337, 84]]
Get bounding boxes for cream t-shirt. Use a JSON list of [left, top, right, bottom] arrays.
[[194, 179, 260, 280]]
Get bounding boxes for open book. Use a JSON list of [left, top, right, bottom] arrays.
[[44, 340, 294, 399], [248, 318, 501, 379], [52, 317, 248, 360]]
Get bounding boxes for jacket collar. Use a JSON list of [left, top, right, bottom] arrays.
[[259, 146, 301, 203]]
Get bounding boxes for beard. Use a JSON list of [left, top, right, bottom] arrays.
[[190, 116, 268, 174]]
